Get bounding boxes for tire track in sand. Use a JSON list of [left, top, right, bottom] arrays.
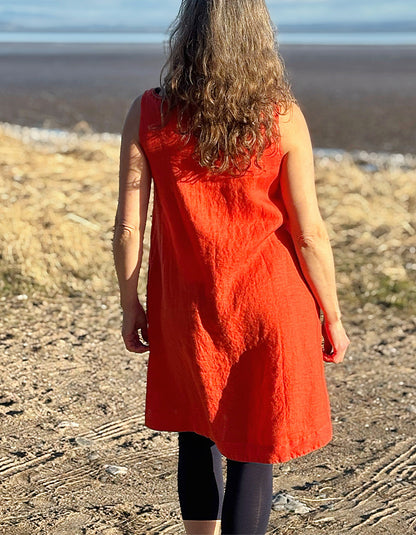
[[328, 436, 416, 531]]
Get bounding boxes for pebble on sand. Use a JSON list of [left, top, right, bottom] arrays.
[[272, 492, 312, 514], [104, 464, 128, 476], [57, 421, 80, 428]]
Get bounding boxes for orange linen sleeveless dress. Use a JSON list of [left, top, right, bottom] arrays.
[[139, 88, 333, 464]]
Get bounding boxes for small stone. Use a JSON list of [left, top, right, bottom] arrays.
[[272, 492, 312, 514], [57, 421, 80, 429], [16, 294, 28, 300], [104, 464, 128, 476], [88, 452, 100, 461]]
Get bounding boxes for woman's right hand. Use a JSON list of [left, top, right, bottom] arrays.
[[321, 318, 350, 363], [121, 300, 150, 354]]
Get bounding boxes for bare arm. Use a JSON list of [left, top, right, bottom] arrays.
[[112, 95, 152, 352], [279, 103, 349, 362]]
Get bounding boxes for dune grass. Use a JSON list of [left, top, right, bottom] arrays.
[[1, 124, 415, 314], [314, 157, 416, 312]]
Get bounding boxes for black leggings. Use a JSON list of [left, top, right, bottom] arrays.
[[177, 431, 273, 535]]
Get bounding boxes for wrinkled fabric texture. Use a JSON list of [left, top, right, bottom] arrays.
[[139, 88, 333, 463]]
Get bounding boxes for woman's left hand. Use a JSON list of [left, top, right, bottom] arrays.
[[121, 300, 149, 353]]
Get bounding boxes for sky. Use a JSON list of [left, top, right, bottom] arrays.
[[1, 0, 416, 31]]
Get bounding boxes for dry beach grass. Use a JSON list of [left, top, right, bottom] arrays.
[[0, 123, 415, 312], [1, 123, 416, 534]]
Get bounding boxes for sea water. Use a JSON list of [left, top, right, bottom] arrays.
[[0, 31, 416, 46]]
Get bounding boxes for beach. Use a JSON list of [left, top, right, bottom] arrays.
[[1, 43, 416, 152], [1, 43, 416, 534]]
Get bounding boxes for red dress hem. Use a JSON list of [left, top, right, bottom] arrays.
[[144, 416, 333, 464]]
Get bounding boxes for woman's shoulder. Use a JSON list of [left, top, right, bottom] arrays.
[[126, 87, 162, 113], [121, 95, 143, 137], [278, 102, 311, 156], [121, 88, 163, 134]]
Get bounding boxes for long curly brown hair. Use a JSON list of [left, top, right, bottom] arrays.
[[159, 0, 295, 176]]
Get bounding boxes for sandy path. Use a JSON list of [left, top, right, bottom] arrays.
[[1, 296, 415, 534]]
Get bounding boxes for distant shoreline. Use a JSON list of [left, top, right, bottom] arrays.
[[2, 42, 416, 53], [1, 31, 416, 46], [0, 43, 415, 153]]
